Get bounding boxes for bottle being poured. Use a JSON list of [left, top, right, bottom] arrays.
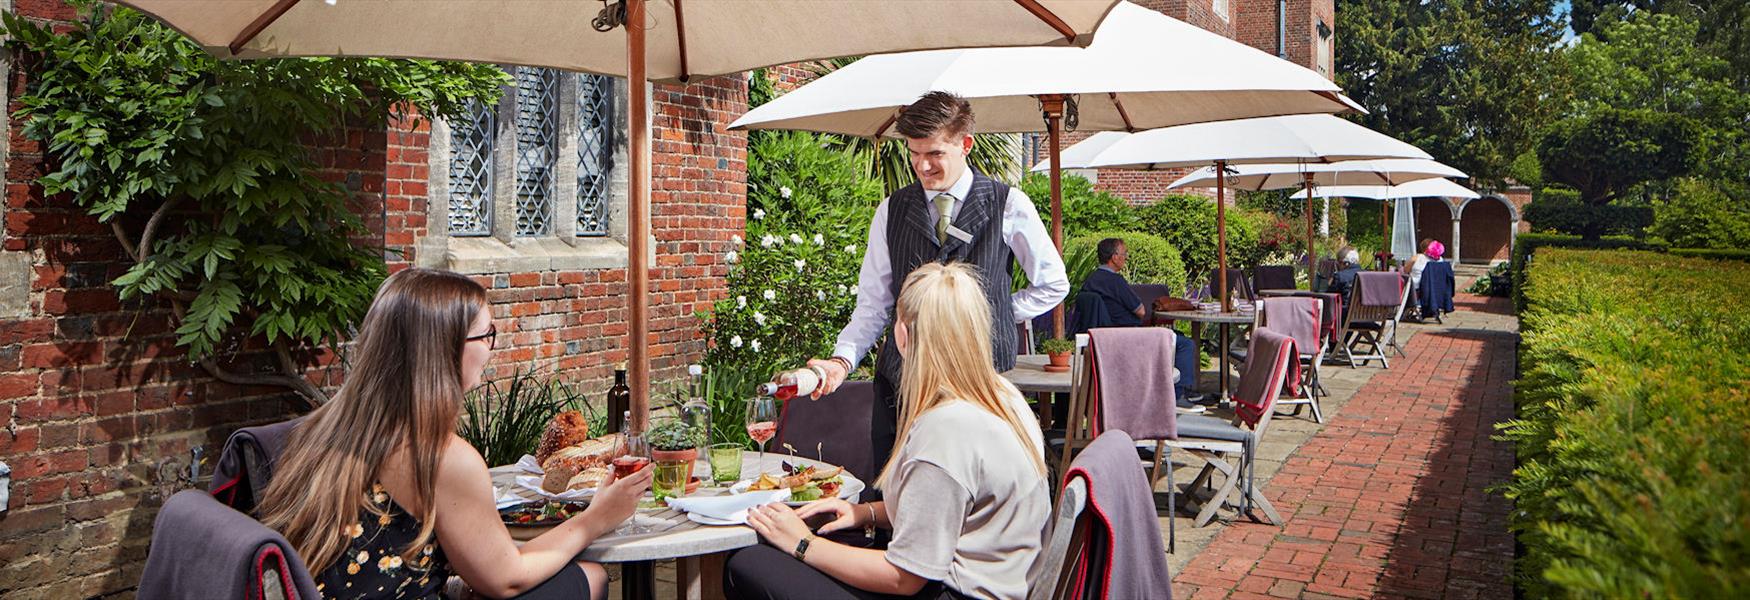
[[756, 365, 827, 401]]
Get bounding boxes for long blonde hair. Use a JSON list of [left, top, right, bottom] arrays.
[[875, 262, 1047, 489], [257, 268, 485, 572]]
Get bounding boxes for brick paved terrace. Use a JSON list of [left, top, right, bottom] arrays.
[[1162, 290, 1519, 600]]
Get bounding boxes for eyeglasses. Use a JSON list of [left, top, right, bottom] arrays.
[[464, 324, 497, 349]]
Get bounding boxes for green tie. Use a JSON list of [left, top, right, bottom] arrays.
[[933, 193, 955, 244]]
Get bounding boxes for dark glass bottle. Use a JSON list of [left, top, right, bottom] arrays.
[[607, 364, 631, 433]]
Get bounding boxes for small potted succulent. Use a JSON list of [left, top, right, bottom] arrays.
[[648, 418, 704, 487], [1040, 337, 1075, 372]]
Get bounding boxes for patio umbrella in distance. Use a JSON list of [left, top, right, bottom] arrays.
[[1052, 114, 1431, 310]]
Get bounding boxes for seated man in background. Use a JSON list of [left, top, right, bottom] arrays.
[[1079, 238, 1206, 414], [1325, 246, 1364, 302]]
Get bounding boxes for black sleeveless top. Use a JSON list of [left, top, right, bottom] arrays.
[[313, 484, 452, 599]]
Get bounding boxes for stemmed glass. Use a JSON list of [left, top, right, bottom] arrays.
[[611, 430, 652, 534], [744, 397, 779, 469]]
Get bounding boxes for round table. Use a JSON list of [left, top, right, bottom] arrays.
[[491, 452, 848, 600], [1155, 309, 1257, 403]]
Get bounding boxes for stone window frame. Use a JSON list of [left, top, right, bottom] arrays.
[[421, 67, 633, 274], [1212, 0, 1230, 21]]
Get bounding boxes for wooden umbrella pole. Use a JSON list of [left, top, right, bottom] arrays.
[[627, 0, 651, 432], [1216, 160, 1230, 313], [1382, 197, 1390, 268], [1041, 95, 1066, 338], [1303, 172, 1316, 277]]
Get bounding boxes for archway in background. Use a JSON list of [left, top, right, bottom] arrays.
[[1459, 195, 1516, 264]]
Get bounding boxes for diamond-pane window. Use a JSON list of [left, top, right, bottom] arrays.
[[576, 74, 615, 237], [513, 66, 558, 237], [447, 99, 495, 236]]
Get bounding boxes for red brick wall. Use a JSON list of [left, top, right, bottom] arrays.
[[0, 5, 743, 597]]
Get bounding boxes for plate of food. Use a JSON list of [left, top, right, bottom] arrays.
[[729, 461, 864, 505], [499, 501, 589, 527]]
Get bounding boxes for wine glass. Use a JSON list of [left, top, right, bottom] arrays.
[[612, 431, 652, 534], [744, 397, 779, 469]]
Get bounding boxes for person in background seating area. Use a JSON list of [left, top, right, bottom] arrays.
[[1326, 246, 1364, 304], [1401, 238, 1434, 291], [1079, 238, 1208, 414]]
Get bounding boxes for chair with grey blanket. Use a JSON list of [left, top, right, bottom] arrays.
[[1167, 328, 1298, 527], [139, 489, 320, 600], [210, 417, 305, 513], [1344, 271, 1411, 368], [1033, 430, 1172, 600]]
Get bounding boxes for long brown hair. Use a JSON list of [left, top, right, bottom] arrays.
[[875, 262, 1047, 489], [257, 268, 487, 572]]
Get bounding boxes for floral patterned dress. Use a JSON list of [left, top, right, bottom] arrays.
[[314, 484, 452, 599]]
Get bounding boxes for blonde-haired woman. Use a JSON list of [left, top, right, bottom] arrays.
[[726, 262, 1051, 600], [256, 268, 652, 599]]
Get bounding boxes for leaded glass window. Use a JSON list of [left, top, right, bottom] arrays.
[[447, 99, 495, 236], [513, 66, 558, 237], [576, 74, 615, 237]]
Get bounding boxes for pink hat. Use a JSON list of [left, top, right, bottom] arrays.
[[1427, 240, 1445, 259]]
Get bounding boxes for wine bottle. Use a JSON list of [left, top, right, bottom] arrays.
[[756, 366, 825, 401], [607, 364, 631, 433]]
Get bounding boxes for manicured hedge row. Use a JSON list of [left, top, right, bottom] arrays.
[[1508, 233, 1656, 308], [1502, 249, 1750, 598]]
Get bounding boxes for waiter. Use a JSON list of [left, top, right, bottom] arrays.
[[807, 91, 1069, 464]]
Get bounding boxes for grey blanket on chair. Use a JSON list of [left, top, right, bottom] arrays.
[[1089, 327, 1177, 440]]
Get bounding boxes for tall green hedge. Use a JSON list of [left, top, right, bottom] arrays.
[[1501, 249, 1750, 597]]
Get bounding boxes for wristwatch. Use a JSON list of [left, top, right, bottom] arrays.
[[793, 534, 819, 561]]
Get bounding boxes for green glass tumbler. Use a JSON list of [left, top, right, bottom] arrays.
[[708, 443, 743, 485]]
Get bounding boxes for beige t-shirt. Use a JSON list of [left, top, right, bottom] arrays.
[[884, 392, 1050, 600]]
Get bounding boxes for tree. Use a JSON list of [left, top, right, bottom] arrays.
[[1563, 11, 1750, 198], [3, 3, 508, 407], [1536, 108, 1699, 207], [1335, 0, 1569, 185]]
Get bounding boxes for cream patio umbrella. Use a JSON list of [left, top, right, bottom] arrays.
[[729, 1, 1356, 328], [1292, 178, 1480, 260], [1168, 158, 1464, 273], [1051, 114, 1432, 310], [111, 0, 1124, 430]]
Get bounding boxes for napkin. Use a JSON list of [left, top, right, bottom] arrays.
[[514, 475, 596, 501], [667, 490, 792, 523], [494, 486, 527, 510], [516, 454, 543, 475]]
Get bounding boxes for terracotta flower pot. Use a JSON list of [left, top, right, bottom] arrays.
[[653, 447, 698, 481], [1044, 350, 1072, 373]]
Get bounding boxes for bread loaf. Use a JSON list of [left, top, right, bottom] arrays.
[[534, 411, 593, 464]]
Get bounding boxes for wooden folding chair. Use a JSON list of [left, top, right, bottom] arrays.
[[1166, 328, 1297, 527], [1028, 478, 1089, 600], [1344, 272, 1410, 368], [1051, 334, 1093, 481], [1260, 296, 1325, 423]]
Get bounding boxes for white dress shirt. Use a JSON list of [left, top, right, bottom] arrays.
[[832, 168, 1070, 369]]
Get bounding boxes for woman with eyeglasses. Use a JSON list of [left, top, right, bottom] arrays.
[[256, 268, 652, 599]]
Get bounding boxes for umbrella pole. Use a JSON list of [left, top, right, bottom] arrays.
[[1216, 160, 1230, 313], [1303, 172, 1316, 277], [1041, 95, 1066, 338], [627, 0, 651, 431], [1382, 198, 1390, 269]]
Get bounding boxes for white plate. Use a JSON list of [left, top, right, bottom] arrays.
[[728, 470, 864, 505], [687, 512, 742, 526], [514, 475, 597, 501]]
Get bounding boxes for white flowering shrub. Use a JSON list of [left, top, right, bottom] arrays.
[[700, 131, 882, 379]]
